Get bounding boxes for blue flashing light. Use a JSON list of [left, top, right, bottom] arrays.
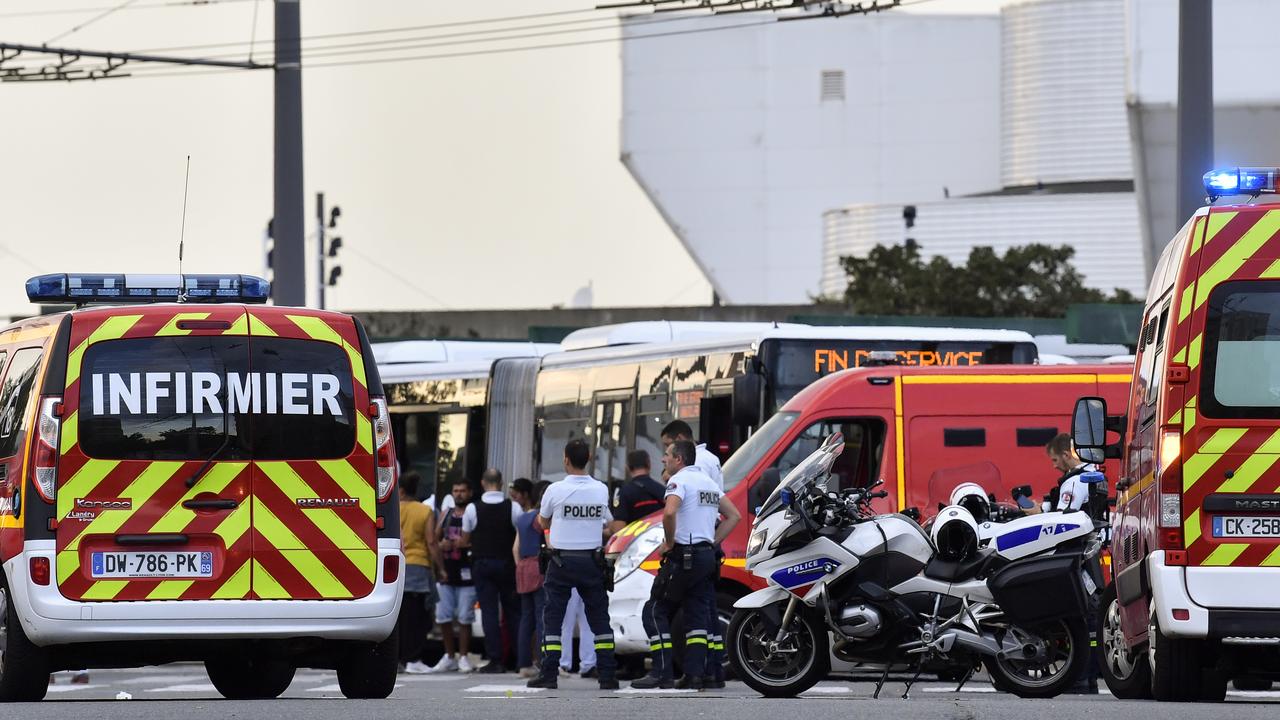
[[25, 273, 271, 305], [1203, 167, 1278, 199]]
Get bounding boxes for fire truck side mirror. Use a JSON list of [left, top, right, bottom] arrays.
[[1072, 396, 1108, 465], [733, 373, 764, 427]]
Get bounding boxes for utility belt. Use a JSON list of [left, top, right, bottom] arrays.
[[539, 546, 614, 592], [653, 542, 717, 603]]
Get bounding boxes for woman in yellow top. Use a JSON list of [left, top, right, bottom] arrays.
[[398, 472, 435, 674]]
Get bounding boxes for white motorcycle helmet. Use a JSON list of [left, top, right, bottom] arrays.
[[948, 482, 992, 524], [931, 505, 980, 562]]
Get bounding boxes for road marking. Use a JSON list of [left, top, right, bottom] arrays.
[[921, 686, 998, 693], [120, 675, 204, 685], [465, 684, 545, 693], [146, 683, 218, 693], [801, 686, 852, 695], [46, 684, 104, 693], [614, 688, 697, 694], [308, 683, 404, 693]]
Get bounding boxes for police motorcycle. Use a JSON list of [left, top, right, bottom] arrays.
[[727, 434, 1097, 699]]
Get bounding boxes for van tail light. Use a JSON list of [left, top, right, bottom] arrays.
[[1157, 428, 1182, 529], [371, 397, 395, 502], [29, 557, 49, 586], [31, 398, 61, 503]]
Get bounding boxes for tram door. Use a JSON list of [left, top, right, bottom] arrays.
[[590, 393, 633, 499]]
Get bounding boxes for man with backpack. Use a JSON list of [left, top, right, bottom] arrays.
[[609, 450, 666, 533]]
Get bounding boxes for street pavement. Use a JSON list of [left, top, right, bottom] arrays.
[[17, 665, 1280, 720]]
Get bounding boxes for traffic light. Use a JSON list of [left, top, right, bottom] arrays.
[[264, 218, 275, 280], [325, 205, 341, 289], [327, 266, 342, 286]]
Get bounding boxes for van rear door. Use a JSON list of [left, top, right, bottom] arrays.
[[245, 309, 376, 600], [1178, 208, 1280, 574], [56, 306, 254, 602]]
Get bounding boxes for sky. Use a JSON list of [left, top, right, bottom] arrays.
[[0, 0, 1010, 320]]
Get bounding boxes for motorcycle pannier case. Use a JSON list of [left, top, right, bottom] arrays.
[[986, 554, 1087, 626]]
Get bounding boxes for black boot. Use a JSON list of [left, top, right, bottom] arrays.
[[526, 673, 558, 689], [675, 675, 704, 690], [631, 674, 674, 690]]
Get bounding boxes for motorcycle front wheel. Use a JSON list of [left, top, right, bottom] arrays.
[[727, 604, 829, 698], [983, 616, 1088, 699]]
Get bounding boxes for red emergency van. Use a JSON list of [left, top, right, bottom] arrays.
[[1075, 170, 1280, 702], [607, 362, 1130, 657]]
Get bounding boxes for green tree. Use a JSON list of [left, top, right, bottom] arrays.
[[840, 241, 1136, 318]]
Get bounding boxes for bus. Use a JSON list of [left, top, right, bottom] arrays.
[[378, 322, 1038, 502], [375, 340, 557, 502]]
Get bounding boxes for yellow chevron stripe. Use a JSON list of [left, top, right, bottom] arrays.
[[60, 411, 79, 454], [154, 312, 210, 337], [1184, 509, 1202, 548], [342, 548, 377, 583], [1169, 409, 1182, 426], [1262, 546, 1280, 567], [1178, 282, 1195, 323], [1188, 333, 1203, 370], [1204, 543, 1248, 566], [1216, 452, 1280, 495], [315, 459, 375, 519], [252, 559, 289, 599], [1195, 211, 1280, 310], [148, 462, 246, 534], [67, 462, 183, 550], [56, 550, 79, 585], [57, 459, 119, 519], [212, 561, 252, 599], [1171, 346, 1187, 364], [1184, 397, 1197, 433], [252, 498, 350, 598], [147, 579, 194, 600], [1183, 453, 1220, 492], [65, 314, 143, 388], [247, 314, 278, 337], [1202, 427, 1247, 455], [285, 315, 367, 388], [1203, 211, 1238, 250], [257, 462, 367, 548], [356, 412, 372, 455], [80, 580, 126, 601], [1262, 259, 1280, 279], [215, 503, 252, 547], [223, 314, 249, 336]]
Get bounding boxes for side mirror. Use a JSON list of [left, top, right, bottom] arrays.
[[1072, 396, 1108, 465], [733, 373, 764, 427]]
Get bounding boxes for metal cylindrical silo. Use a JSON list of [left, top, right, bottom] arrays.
[[1001, 0, 1131, 186]]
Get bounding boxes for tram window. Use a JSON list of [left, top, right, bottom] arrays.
[[436, 412, 470, 497], [540, 418, 584, 483], [401, 413, 439, 501]]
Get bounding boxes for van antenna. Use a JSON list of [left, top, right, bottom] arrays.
[[178, 155, 191, 302]]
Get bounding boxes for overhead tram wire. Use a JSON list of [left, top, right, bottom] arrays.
[[125, 7, 609, 54], [128, 11, 739, 66], [122, 16, 783, 77], [80, 1, 915, 80], [0, 0, 255, 19], [45, 0, 139, 44]]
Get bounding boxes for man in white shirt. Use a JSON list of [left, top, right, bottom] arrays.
[[660, 420, 724, 490], [526, 439, 618, 691]]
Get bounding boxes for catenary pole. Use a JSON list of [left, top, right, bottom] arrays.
[[1175, 0, 1213, 225], [273, 0, 306, 306]]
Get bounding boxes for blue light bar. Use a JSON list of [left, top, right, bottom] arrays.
[[25, 273, 271, 305], [1203, 167, 1278, 199]]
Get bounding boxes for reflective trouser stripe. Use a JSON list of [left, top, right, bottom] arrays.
[[595, 642, 615, 650], [543, 644, 562, 652], [650, 642, 673, 650], [685, 637, 708, 646]]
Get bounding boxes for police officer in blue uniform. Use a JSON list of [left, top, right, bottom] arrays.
[[631, 440, 741, 690], [527, 439, 618, 690]]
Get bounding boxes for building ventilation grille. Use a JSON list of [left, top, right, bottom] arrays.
[[820, 69, 845, 101]]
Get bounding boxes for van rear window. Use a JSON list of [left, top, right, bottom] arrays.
[[79, 336, 356, 460], [1202, 281, 1280, 418]]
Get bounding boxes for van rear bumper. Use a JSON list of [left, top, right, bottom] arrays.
[[1149, 550, 1280, 640], [5, 540, 404, 646]]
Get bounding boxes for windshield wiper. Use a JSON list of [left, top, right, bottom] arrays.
[[185, 373, 233, 489]]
